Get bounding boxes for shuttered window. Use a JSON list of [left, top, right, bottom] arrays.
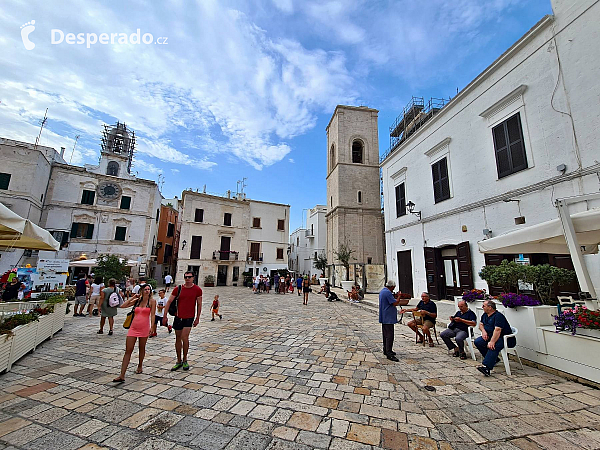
[[70, 223, 94, 239], [431, 157, 450, 203], [223, 213, 232, 226], [190, 235, 202, 259], [276, 248, 284, 259], [120, 196, 131, 209], [252, 217, 261, 228], [167, 223, 174, 237], [277, 219, 285, 231], [114, 226, 127, 241], [395, 183, 406, 217], [492, 112, 528, 178], [81, 190, 95, 205], [0, 173, 11, 190], [194, 208, 204, 222]]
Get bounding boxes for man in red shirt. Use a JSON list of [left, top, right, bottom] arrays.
[[163, 271, 202, 371]]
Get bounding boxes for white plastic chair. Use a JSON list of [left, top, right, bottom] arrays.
[[446, 322, 477, 361], [500, 327, 525, 376]]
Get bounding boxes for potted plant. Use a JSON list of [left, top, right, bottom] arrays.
[[314, 253, 328, 285], [204, 275, 215, 287], [521, 264, 576, 305], [334, 243, 355, 291], [555, 305, 600, 339]]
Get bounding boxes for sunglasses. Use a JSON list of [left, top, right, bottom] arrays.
[[184, 276, 194, 279]]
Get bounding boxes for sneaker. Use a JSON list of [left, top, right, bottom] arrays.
[[108, 330, 113, 336], [97, 330, 103, 334], [171, 362, 183, 371], [219, 315, 222, 320], [211, 318, 215, 321], [168, 325, 172, 333], [477, 366, 491, 377], [182, 361, 189, 371]]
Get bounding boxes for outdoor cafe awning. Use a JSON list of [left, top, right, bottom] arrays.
[[0, 203, 60, 251], [69, 258, 139, 268], [477, 208, 600, 255]]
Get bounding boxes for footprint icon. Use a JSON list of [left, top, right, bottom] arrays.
[[21, 20, 35, 50]]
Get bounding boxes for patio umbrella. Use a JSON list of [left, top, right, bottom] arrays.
[[0, 203, 60, 251]]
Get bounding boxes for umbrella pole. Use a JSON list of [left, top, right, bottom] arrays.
[[556, 196, 598, 307]]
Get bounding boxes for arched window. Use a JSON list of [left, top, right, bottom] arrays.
[[107, 161, 119, 176], [357, 191, 362, 203], [352, 140, 363, 164], [330, 144, 335, 170]]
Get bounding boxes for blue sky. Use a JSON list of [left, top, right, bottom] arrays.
[[1, 0, 551, 231]]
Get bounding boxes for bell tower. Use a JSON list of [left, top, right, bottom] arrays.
[[326, 105, 384, 267], [100, 122, 135, 178]]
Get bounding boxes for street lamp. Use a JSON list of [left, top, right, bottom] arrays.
[[182, 240, 187, 250], [406, 201, 422, 220]]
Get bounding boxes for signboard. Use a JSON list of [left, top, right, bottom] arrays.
[[515, 254, 533, 291], [38, 259, 70, 272], [31, 272, 68, 294], [16, 267, 37, 299], [365, 264, 385, 293]]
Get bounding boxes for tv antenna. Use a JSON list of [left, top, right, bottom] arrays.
[[69, 135, 80, 164], [34, 108, 48, 150]]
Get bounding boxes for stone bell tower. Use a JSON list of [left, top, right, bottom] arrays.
[[326, 105, 384, 267]]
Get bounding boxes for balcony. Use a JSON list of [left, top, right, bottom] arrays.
[[212, 250, 239, 261], [247, 252, 263, 262], [305, 230, 314, 238]]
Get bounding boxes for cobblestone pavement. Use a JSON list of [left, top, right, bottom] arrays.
[[1, 287, 600, 450]]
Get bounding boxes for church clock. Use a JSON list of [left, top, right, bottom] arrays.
[[97, 181, 121, 199]]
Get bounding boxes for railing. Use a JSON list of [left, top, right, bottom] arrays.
[[247, 252, 263, 262], [212, 250, 239, 261]]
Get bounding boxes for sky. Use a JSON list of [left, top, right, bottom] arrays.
[[1, 0, 551, 231]]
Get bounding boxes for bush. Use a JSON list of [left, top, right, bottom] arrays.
[[204, 275, 215, 284], [0, 312, 40, 336], [146, 278, 158, 290], [479, 260, 524, 294], [521, 264, 576, 305]]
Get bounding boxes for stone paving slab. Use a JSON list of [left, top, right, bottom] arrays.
[[1, 286, 599, 449]]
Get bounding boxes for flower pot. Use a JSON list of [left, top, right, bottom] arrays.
[[341, 281, 354, 292], [0, 335, 13, 373], [397, 299, 410, 306], [319, 278, 327, 286]]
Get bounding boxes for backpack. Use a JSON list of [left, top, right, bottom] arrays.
[[108, 288, 123, 307], [168, 285, 183, 316]]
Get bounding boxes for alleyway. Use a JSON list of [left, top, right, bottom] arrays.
[[1, 287, 600, 449]]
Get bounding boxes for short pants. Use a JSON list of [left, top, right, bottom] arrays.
[[89, 294, 100, 306], [154, 315, 168, 326], [75, 295, 87, 305], [173, 317, 194, 330]]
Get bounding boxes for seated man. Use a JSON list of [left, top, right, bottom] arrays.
[[347, 286, 358, 301], [440, 300, 477, 359], [399, 292, 437, 346], [474, 299, 514, 376]]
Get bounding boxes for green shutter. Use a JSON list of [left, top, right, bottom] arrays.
[[85, 223, 94, 239], [70, 223, 79, 238], [81, 190, 95, 205], [120, 196, 131, 209], [0, 173, 11, 190]]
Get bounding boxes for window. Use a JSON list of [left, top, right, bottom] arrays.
[[493, 112, 528, 178], [190, 235, 202, 259], [81, 189, 95, 205], [311, 224, 314, 235], [297, 237, 299, 246], [357, 191, 362, 204], [114, 226, 127, 241], [0, 173, 11, 190], [431, 157, 450, 203], [330, 144, 335, 170], [252, 217, 261, 228], [167, 222, 174, 237], [276, 248, 284, 260], [70, 222, 94, 239], [250, 242, 260, 261], [120, 195, 131, 210], [277, 219, 285, 231], [194, 208, 204, 223], [156, 209, 160, 223], [331, 196, 333, 207], [224, 213, 232, 226], [51, 231, 69, 249], [352, 140, 363, 164], [368, 257, 372, 264], [314, 251, 317, 259], [106, 161, 119, 176], [395, 183, 406, 217]]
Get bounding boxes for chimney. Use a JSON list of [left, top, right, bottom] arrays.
[[227, 190, 231, 199], [60, 147, 66, 158]]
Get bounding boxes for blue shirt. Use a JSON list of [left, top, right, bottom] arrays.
[[480, 311, 512, 337], [379, 288, 397, 324], [450, 309, 477, 332], [417, 300, 437, 323], [75, 279, 87, 296], [297, 278, 303, 288]]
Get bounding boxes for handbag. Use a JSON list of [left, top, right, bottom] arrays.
[[168, 285, 182, 317], [123, 298, 141, 329]]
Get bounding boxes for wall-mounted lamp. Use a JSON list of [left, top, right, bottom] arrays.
[[483, 228, 493, 239], [406, 201, 421, 220], [182, 240, 187, 250]]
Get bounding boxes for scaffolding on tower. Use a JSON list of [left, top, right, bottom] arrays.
[[101, 121, 136, 174]]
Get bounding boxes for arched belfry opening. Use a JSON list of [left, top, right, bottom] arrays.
[[352, 140, 363, 164]]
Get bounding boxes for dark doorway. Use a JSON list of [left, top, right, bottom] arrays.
[[187, 265, 200, 284], [396, 250, 413, 297], [217, 265, 228, 286], [220, 236, 231, 260], [424, 247, 444, 300]]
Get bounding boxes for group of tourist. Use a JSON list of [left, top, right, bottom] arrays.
[[379, 280, 514, 376], [252, 274, 312, 304]]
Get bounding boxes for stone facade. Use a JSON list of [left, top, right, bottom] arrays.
[[289, 205, 327, 277], [326, 106, 384, 267]]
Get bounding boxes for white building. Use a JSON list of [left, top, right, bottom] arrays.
[[289, 205, 327, 277], [381, 0, 600, 299], [0, 139, 66, 272], [176, 190, 289, 286]]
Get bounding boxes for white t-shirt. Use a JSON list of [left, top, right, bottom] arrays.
[[91, 283, 104, 296], [156, 296, 166, 317], [165, 275, 172, 284], [132, 284, 141, 295]]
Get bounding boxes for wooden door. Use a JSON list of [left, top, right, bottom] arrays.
[[424, 247, 444, 300], [397, 250, 413, 297], [549, 254, 580, 298], [220, 236, 231, 261], [457, 241, 473, 292], [250, 242, 260, 261]]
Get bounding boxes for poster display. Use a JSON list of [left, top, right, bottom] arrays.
[[16, 267, 37, 299]]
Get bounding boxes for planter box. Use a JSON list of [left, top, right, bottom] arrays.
[[204, 283, 215, 287], [10, 320, 38, 365], [52, 303, 67, 335], [577, 328, 600, 339], [341, 281, 354, 292], [319, 278, 327, 286], [0, 335, 13, 373], [35, 314, 53, 347]]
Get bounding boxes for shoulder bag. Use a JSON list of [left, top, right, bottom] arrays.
[[168, 285, 183, 317], [123, 297, 141, 329]]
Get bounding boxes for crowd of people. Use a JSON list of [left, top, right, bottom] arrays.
[[379, 280, 516, 376]]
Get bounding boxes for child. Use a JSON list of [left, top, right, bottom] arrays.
[[211, 295, 223, 321], [150, 289, 172, 336]]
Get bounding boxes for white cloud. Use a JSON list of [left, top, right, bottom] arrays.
[[288, 158, 295, 163], [132, 159, 163, 174], [170, 168, 180, 174]]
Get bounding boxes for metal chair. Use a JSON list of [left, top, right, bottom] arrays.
[[413, 311, 439, 346], [500, 327, 525, 376], [556, 295, 584, 314]]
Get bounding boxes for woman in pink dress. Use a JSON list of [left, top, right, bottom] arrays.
[[113, 284, 156, 382]]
